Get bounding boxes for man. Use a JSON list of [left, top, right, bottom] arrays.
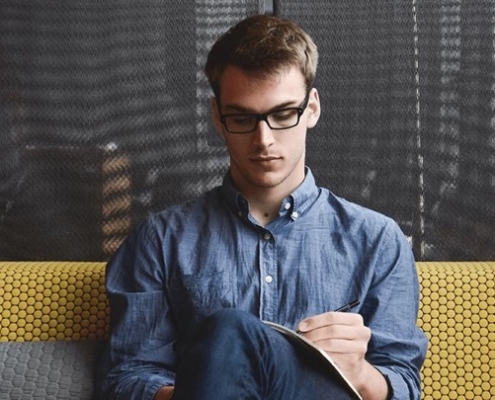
[[96, 14, 427, 400]]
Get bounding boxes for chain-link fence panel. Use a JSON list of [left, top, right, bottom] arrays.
[[274, 0, 495, 261], [0, 0, 264, 260]]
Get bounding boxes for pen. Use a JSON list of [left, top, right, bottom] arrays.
[[296, 299, 360, 334], [333, 299, 360, 313]]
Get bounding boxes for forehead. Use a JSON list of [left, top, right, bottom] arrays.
[[217, 65, 306, 109]]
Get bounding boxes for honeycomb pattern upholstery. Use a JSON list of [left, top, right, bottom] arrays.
[[0, 340, 101, 399], [417, 262, 495, 400], [0, 261, 494, 399], [0, 262, 109, 342], [0, 262, 108, 399]]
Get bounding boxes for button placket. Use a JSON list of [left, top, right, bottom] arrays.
[[259, 230, 277, 321]]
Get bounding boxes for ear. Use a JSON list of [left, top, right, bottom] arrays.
[[306, 88, 321, 129], [211, 97, 225, 138]]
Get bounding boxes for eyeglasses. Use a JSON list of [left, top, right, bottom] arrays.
[[219, 93, 310, 134]]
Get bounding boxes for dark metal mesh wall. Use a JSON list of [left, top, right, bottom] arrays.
[[275, 0, 495, 261], [0, 0, 264, 261], [1, 1, 494, 262]]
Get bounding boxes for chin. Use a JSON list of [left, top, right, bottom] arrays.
[[249, 172, 287, 189]]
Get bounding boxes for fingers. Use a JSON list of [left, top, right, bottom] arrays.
[[297, 312, 370, 354], [310, 326, 370, 354], [298, 310, 363, 333]]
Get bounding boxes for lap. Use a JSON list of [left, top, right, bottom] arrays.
[[173, 309, 356, 400]]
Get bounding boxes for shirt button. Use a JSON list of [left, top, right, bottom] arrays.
[[291, 211, 299, 219], [263, 233, 271, 240], [284, 202, 291, 210], [265, 275, 273, 283]]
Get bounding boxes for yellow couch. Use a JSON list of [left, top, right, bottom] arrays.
[[0, 261, 494, 399]]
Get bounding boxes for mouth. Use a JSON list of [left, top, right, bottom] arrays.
[[249, 157, 282, 170], [250, 156, 280, 163]]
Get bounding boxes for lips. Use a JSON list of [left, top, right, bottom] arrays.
[[251, 156, 280, 162]]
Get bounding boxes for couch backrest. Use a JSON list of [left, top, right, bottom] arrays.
[[0, 261, 494, 399], [0, 262, 108, 341], [416, 262, 495, 399]]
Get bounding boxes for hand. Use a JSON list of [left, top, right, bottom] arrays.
[[153, 386, 174, 400], [297, 312, 388, 400], [298, 311, 369, 383]]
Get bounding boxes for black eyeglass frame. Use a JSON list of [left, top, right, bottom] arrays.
[[219, 93, 311, 134]]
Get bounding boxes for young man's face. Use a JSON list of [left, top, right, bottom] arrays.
[[213, 65, 320, 196]]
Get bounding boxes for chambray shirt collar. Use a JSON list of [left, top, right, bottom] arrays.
[[220, 167, 320, 222]]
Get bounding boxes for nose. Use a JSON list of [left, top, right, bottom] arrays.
[[252, 120, 275, 148]]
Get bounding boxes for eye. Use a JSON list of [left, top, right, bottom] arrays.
[[230, 115, 255, 125], [270, 109, 298, 122]]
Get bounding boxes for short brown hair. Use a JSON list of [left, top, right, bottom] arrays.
[[204, 14, 318, 97]]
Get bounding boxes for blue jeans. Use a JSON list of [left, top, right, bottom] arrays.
[[172, 309, 355, 399]]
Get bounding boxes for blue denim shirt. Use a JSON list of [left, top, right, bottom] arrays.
[[97, 169, 427, 400]]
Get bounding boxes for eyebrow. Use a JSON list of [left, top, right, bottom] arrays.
[[221, 99, 301, 114]]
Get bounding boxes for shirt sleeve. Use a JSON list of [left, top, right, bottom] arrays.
[[95, 217, 177, 400], [362, 219, 428, 400]]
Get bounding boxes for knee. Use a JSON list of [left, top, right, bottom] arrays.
[[183, 309, 274, 359], [198, 308, 259, 337], [181, 309, 263, 362]]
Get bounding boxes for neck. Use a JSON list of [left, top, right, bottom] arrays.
[[248, 193, 284, 226], [229, 163, 306, 226], [237, 175, 305, 226]]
